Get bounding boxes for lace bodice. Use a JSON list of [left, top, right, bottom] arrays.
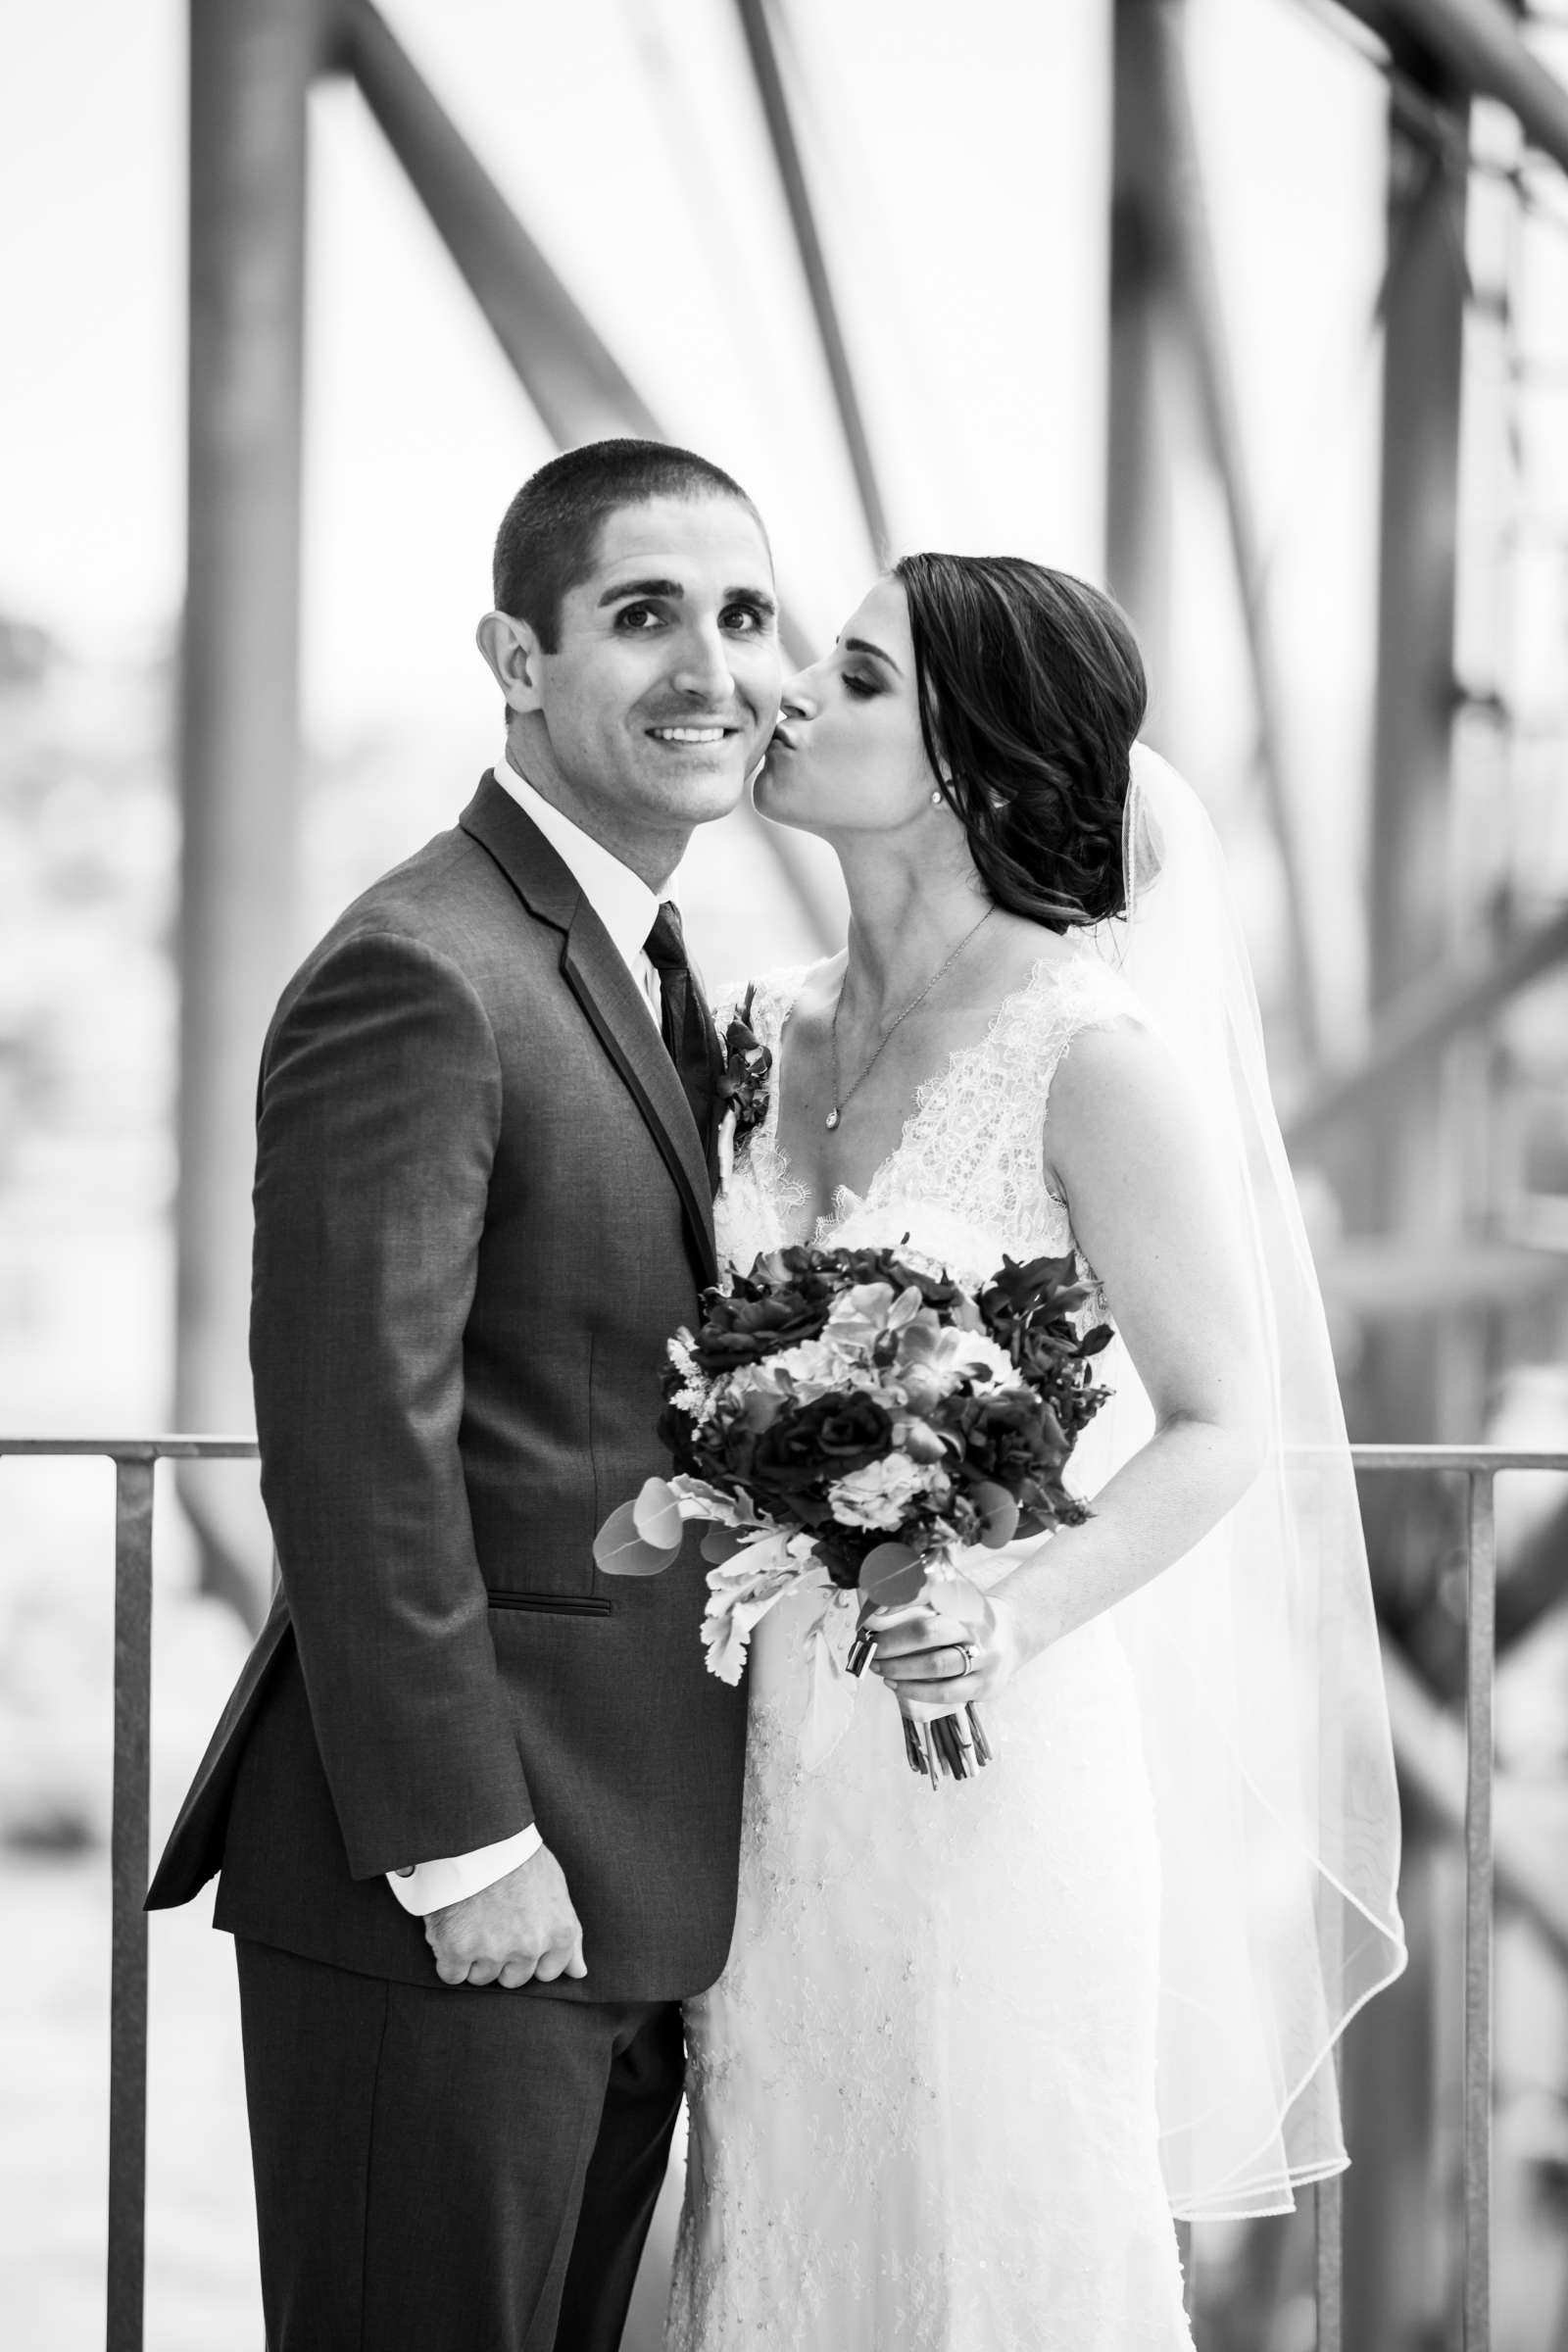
[[716, 946, 1140, 1285]]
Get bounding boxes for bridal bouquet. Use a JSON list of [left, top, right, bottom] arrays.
[[594, 1243, 1111, 1786]]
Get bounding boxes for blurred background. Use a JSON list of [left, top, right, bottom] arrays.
[[2, 0, 1567, 2343]]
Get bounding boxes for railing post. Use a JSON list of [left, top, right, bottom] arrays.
[[1315, 2172, 1344, 2351], [107, 1455, 155, 2352], [1463, 1469, 1496, 2351]]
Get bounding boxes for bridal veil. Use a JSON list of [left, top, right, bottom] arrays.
[[1087, 747, 1406, 2219]]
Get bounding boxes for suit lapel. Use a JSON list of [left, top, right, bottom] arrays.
[[460, 775, 718, 1288]]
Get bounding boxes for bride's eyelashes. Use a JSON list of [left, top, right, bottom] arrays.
[[841, 672, 880, 699]]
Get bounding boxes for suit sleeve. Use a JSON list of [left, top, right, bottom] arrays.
[[250, 927, 533, 1880]]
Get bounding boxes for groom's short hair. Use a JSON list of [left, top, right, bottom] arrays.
[[492, 439, 767, 652]]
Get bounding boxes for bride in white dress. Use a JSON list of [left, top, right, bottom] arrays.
[[663, 556, 1405, 2351]]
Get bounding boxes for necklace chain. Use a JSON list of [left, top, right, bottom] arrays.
[[825, 907, 995, 1131]]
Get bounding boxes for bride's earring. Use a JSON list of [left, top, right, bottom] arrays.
[[930, 789, 944, 807]]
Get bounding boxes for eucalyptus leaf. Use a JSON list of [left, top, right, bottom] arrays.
[[973, 1482, 1021, 1549], [858, 1541, 925, 1608], [632, 1476, 683, 1551], [594, 1499, 681, 1577]]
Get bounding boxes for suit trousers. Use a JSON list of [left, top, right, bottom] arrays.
[[234, 1937, 684, 2352]]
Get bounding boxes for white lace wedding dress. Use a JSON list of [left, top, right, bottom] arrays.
[[663, 950, 1195, 2352]]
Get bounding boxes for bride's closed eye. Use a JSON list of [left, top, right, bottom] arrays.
[[841, 672, 881, 700]]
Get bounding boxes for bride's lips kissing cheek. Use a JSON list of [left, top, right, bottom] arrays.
[[757, 575, 925, 838]]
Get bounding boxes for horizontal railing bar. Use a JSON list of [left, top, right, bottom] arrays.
[[2, 1438, 1564, 1469], [0, 1437, 260, 1460], [1349, 1446, 1568, 1471]]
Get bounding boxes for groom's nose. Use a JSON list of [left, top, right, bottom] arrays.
[[669, 619, 735, 703]]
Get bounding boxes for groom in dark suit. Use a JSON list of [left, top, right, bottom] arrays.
[[148, 439, 782, 2350]]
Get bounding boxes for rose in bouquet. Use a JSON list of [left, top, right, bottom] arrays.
[[594, 1243, 1111, 1785]]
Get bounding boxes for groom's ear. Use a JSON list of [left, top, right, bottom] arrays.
[[476, 611, 546, 714]]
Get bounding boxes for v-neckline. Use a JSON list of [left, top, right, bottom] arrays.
[[759, 953, 1069, 1248]]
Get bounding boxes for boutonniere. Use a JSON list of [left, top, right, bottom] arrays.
[[715, 981, 772, 1187]]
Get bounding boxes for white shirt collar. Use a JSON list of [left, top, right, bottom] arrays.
[[493, 752, 666, 978]]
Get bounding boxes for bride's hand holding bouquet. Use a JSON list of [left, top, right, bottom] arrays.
[[860, 1569, 1026, 1723]]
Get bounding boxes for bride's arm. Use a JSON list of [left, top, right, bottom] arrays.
[[1000, 1019, 1268, 1658], [874, 1019, 1271, 1700]]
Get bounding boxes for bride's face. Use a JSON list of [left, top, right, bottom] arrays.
[[756, 578, 940, 839]]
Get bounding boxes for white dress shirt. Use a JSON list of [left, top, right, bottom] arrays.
[[495, 760, 668, 1027], [388, 754, 673, 1917]]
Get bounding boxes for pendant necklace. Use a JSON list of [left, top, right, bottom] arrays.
[[825, 907, 994, 1131]]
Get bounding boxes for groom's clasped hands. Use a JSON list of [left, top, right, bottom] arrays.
[[423, 1843, 588, 1989]]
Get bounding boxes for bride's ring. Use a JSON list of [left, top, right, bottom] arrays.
[[949, 1642, 976, 1680]]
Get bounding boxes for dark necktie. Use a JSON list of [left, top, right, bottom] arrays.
[[645, 901, 722, 1189]]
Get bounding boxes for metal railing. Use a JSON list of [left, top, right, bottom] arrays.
[[1, 1436, 259, 2352], [4, 1435, 1567, 2352]]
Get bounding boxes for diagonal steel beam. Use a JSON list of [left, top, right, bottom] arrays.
[[1284, 903, 1568, 1148], [1121, 1, 1331, 1063], [330, 0, 837, 948], [1331, 0, 1568, 173], [332, 0, 660, 446], [1383, 1635, 1568, 1971], [732, 0, 892, 566]]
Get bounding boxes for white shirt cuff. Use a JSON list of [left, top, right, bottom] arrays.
[[385, 1824, 542, 1916]]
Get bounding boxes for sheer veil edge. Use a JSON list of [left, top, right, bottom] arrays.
[[1084, 746, 1406, 2222]]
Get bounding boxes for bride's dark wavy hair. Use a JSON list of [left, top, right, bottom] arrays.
[[895, 553, 1148, 930]]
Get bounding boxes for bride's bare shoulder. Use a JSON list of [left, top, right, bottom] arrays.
[[1043, 1011, 1199, 1172]]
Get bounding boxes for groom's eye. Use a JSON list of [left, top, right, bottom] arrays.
[[612, 602, 664, 632]]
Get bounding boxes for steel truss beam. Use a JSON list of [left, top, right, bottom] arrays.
[[177, 0, 324, 1627], [1109, 0, 1330, 1064], [1286, 904, 1568, 1148], [1333, 0, 1568, 173], [332, 0, 660, 446], [732, 0, 892, 566]]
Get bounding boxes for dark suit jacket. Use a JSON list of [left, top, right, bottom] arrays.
[[147, 774, 748, 2000]]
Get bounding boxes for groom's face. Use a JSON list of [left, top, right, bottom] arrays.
[[503, 495, 781, 864]]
